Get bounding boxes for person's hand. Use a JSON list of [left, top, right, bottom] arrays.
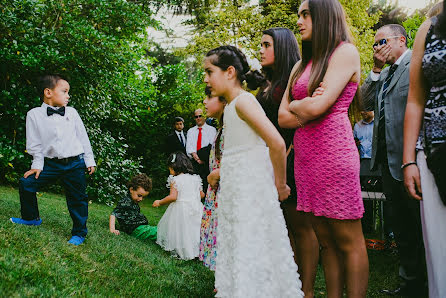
[[288, 99, 298, 111], [24, 169, 42, 179], [355, 138, 361, 147], [288, 100, 302, 117], [403, 164, 422, 200], [207, 169, 220, 189], [152, 200, 161, 207], [276, 183, 291, 202], [312, 82, 326, 97], [192, 153, 204, 165], [373, 44, 391, 71], [87, 166, 96, 175], [110, 229, 120, 235]]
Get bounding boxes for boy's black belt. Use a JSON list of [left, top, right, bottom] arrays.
[[44, 155, 81, 164]]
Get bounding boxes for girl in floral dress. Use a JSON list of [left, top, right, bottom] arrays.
[[199, 88, 226, 270]]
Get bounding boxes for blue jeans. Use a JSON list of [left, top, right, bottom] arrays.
[[19, 156, 88, 237]]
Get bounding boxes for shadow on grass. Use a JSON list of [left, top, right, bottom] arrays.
[[0, 185, 399, 297]]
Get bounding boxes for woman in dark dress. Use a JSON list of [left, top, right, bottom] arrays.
[[257, 27, 319, 297]]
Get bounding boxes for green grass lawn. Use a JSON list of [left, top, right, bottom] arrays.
[[0, 185, 399, 297]]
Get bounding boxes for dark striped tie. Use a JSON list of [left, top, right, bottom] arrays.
[[178, 133, 185, 147], [377, 64, 398, 162]]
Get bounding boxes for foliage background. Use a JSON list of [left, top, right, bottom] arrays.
[[0, 0, 204, 205], [179, 0, 380, 79], [0, 0, 433, 204], [176, 0, 379, 122]]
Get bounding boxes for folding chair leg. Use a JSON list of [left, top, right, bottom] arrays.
[[380, 201, 385, 240]]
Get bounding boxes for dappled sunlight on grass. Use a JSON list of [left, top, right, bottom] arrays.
[[0, 186, 399, 296], [0, 186, 214, 297]]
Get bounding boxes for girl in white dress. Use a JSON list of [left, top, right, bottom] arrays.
[[204, 45, 304, 297], [153, 152, 205, 260]]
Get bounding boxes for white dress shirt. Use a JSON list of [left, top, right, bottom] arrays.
[[186, 123, 217, 157], [26, 102, 96, 170], [353, 119, 374, 159], [370, 49, 410, 81]]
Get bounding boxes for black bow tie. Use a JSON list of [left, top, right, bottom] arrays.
[[47, 106, 65, 117]]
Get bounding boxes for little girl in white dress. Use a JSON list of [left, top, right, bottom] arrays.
[[153, 152, 205, 260], [204, 46, 303, 297]]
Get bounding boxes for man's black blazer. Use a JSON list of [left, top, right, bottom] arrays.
[[165, 131, 186, 155]]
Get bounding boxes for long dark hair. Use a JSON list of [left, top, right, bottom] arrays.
[[168, 152, 195, 175], [288, 0, 352, 101], [204, 86, 225, 161], [204, 85, 226, 124], [434, 1, 446, 38], [206, 45, 265, 90], [261, 28, 301, 102]]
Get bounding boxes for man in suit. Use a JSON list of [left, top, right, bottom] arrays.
[[165, 117, 187, 155], [361, 24, 426, 296], [186, 108, 216, 191]]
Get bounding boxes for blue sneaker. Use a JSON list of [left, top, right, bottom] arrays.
[[10, 217, 42, 226], [68, 236, 85, 246]]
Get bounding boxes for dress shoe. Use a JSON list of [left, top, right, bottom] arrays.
[[381, 281, 427, 297]]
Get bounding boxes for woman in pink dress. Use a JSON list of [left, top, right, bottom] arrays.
[[278, 0, 368, 297], [258, 28, 319, 297]]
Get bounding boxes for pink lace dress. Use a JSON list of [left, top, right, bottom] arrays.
[[292, 62, 364, 220]]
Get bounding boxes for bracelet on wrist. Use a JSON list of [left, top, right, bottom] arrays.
[[292, 113, 304, 128], [401, 161, 417, 169]]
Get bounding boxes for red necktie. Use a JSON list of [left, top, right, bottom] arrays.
[[197, 127, 202, 151]]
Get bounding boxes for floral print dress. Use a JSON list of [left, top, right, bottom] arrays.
[[199, 128, 223, 270]]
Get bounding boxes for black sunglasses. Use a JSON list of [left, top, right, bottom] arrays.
[[194, 115, 202, 119], [373, 36, 400, 49]]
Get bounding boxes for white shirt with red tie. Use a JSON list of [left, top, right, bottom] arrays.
[[185, 123, 217, 158]]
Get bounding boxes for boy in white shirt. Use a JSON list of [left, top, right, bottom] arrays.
[[10, 74, 96, 246]]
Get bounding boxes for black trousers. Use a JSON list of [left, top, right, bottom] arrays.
[[19, 156, 88, 237], [192, 160, 209, 192], [380, 161, 426, 283]]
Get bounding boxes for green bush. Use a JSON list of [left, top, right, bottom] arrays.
[[0, 141, 27, 184], [87, 128, 143, 206], [124, 63, 205, 198], [0, 0, 204, 204], [403, 13, 426, 48]]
